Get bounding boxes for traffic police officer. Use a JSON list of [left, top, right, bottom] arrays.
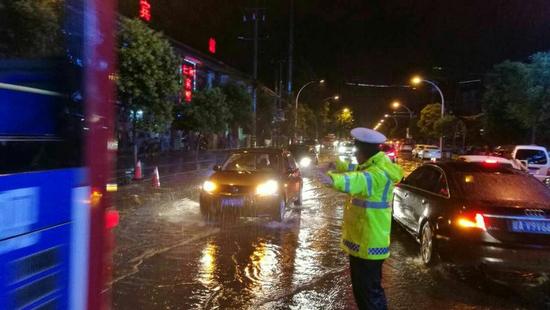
[[327, 127, 403, 310]]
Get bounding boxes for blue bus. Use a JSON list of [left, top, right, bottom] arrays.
[[0, 0, 117, 309]]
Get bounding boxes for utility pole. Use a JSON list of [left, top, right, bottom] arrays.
[[242, 7, 266, 147], [287, 0, 294, 97]]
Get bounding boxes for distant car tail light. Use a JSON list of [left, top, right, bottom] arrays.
[[484, 159, 498, 164], [456, 213, 486, 231], [387, 152, 396, 157]]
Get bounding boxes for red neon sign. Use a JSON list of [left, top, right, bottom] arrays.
[[208, 38, 216, 54], [139, 0, 151, 22], [182, 64, 195, 103]]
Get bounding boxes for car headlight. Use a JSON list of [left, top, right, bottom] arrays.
[[256, 180, 279, 196], [203, 181, 216, 192], [299, 157, 312, 167], [338, 146, 345, 153], [352, 147, 357, 153]]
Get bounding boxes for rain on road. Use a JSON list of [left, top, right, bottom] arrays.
[[108, 160, 550, 310]]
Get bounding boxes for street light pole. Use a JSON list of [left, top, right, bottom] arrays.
[[294, 79, 324, 141], [411, 77, 445, 152], [391, 101, 414, 139]]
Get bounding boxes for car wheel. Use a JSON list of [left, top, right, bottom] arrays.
[[273, 198, 286, 222], [420, 222, 438, 266]]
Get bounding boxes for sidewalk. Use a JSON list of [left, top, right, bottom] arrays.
[[114, 149, 232, 184]]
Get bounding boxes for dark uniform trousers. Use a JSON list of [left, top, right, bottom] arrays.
[[349, 255, 387, 310]]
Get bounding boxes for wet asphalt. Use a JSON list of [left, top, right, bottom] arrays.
[[108, 158, 550, 310]]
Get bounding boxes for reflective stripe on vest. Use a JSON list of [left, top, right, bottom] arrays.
[[344, 175, 350, 192], [351, 199, 389, 209], [363, 172, 373, 196], [343, 239, 360, 252], [368, 247, 389, 256], [381, 171, 391, 202], [348, 163, 356, 171]]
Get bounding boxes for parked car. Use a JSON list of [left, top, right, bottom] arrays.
[[380, 143, 397, 162], [288, 144, 319, 168], [392, 161, 550, 270], [458, 155, 528, 172], [412, 144, 427, 158], [494, 145, 550, 182], [417, 145, 441, 160], [200, 148, 303, 221]]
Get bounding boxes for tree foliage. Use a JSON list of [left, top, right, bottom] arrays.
[[222, 82, 252, 131], [334, 108, 354, 138], [417, 103, 441, 139], [181, 87, 229, 134], [483, 52, 550, 144], [117, 18, 180, 133], [0, 0, 62, 58]]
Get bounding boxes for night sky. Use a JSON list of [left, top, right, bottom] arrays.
[[119, 0, 550, 126]]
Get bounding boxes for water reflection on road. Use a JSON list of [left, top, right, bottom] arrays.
[[111, 162, 550, 310]]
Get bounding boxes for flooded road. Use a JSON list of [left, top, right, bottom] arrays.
[[109, 160, 550, 309]]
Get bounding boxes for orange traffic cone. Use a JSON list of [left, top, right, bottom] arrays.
[[152, 166, 160, 188], [134, 160, 143, 180]]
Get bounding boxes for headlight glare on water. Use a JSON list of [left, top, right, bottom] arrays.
[[256, 180, 279, 196]]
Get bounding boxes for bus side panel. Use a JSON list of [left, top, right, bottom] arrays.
[[0, 168, 88, 309]]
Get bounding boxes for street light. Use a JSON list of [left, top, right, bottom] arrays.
[[390, 100, 414, 139], [410, 75, 445, 152], [384, 114, 390, 118], [343, 107, 350, 113], [295, 79, 325, 139]]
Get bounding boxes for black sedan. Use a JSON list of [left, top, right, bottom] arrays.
[[392, 161, 550, 270], [200, 148, 303, 221]]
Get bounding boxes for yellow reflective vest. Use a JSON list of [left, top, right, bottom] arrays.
[[329, 152, 403, 259]]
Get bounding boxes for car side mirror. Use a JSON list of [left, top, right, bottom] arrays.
[[213, 164, 221, 171]]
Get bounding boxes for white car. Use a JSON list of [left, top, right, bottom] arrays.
[[494, 145, 550, 182], [417, 145, 441, 160], [458, 155, 528, 171], [412, 144, 427, 158]]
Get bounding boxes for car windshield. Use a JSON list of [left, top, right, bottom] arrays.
[[515, 149, 548, 165], [454, 170, 550, 204], [222, 152, 281, 172]]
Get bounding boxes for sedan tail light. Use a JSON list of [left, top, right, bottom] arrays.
[[456, 213, 486, 231]]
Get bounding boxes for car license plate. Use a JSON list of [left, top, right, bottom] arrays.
[[510, 220, 550, 235], [221, 197, 244, 208]]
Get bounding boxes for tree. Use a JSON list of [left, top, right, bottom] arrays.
[[0, 0, 62, 58], [417, 103, 441, 140], [334, 108, 354, 138], [519, 52, 550, 143], [482, 60, 531, 144], [181, 87, 230, 153], [483, 52, 550, 144], [222, 82, 252, 146], [117, 18, 180, 136]]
